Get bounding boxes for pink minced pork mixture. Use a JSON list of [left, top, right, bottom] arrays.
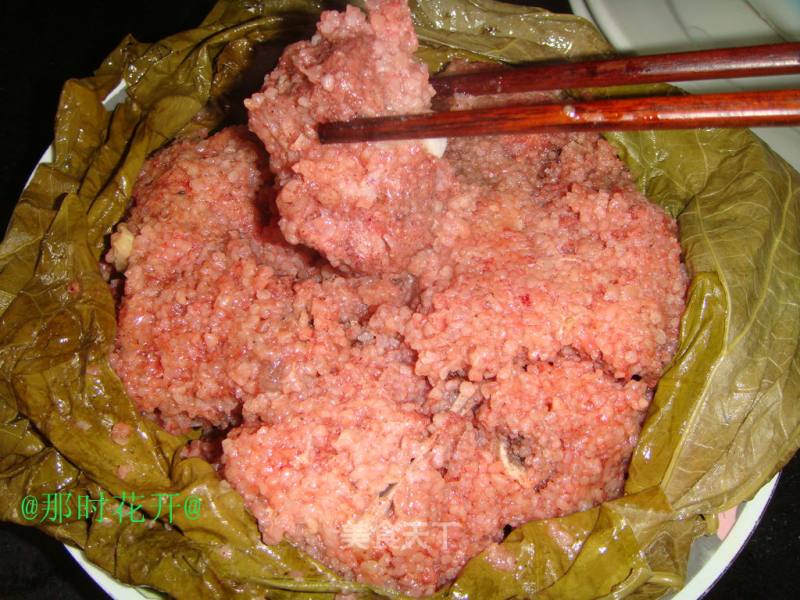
[[109, 0, 688, 595]]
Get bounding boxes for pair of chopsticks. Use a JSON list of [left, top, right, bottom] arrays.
[[317, 43, 800, 144]]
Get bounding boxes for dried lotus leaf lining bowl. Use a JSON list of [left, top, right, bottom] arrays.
[[0, 1, 798, 599]]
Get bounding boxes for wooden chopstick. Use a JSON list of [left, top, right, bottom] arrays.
[[431, 42, 800, 96], [317, 43, 800, 144], [318, 90, 800, 143]]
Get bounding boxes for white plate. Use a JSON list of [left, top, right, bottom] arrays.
[[66, 545, 160, 600], [669, 475, 778, 600], [570, 0, 800, 171], [67, 473, 779, 600]]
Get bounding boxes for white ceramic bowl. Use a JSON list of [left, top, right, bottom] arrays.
[[570, 0, 800, 170]]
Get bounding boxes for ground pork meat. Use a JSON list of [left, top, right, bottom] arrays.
[[111, 1, 688, 595], [235, 269, 425, 426], [222, 269, 441, 592], [405, 154, 687, 399], [246, 0, 455, 274], [110, 127, 317, 434], [224, 355, 649, 595]]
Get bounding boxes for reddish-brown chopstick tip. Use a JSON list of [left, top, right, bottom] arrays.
[[318, 90, 800, 144], [431, 42, 800, 96]]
